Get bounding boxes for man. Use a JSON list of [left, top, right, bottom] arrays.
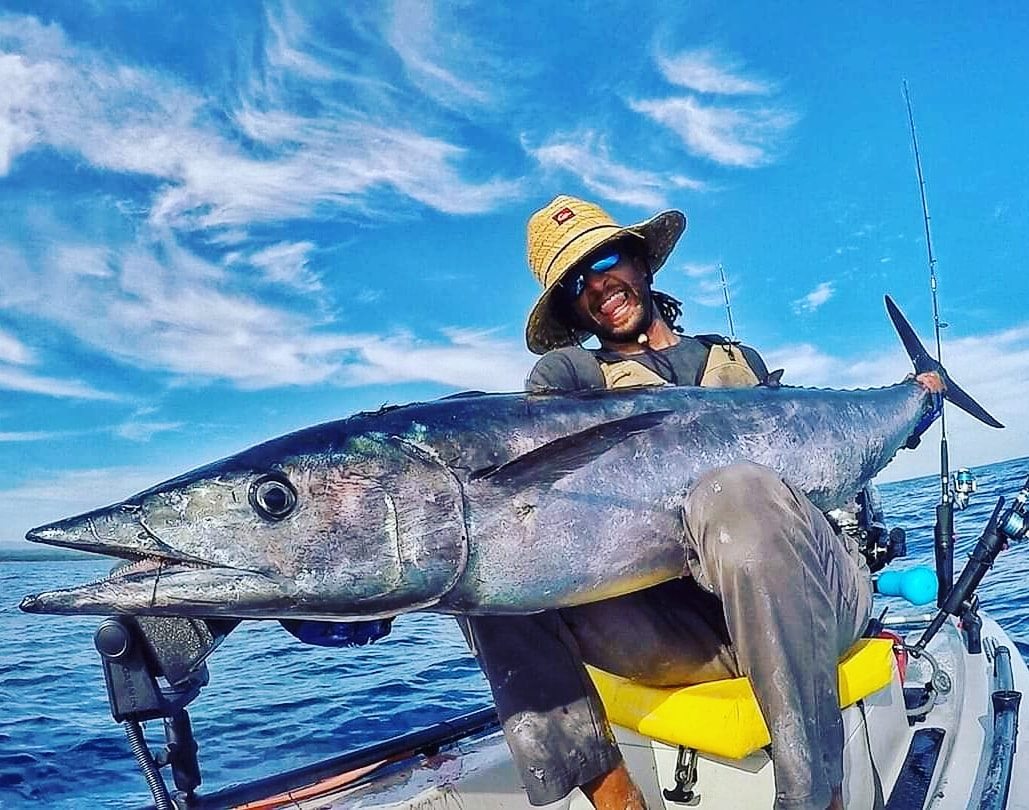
[[463, 195, 941, 810]]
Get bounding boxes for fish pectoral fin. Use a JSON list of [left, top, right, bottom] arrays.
[[472, 410, 673, 489]]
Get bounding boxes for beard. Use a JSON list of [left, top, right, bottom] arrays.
[[576, 276, 655, 344]]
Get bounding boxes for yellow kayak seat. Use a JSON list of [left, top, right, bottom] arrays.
[[587, 637, 896, 760]]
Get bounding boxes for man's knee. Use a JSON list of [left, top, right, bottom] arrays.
[[685, 462, 796, 538], [683, 462, 814, 583], [690, 462, 785, 508]]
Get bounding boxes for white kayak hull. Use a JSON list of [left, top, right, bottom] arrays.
[[208, 612, 1028, 809]]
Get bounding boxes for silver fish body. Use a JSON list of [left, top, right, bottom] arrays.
[[21, 380, 933, 620]]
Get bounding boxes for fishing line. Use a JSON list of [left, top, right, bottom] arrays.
[[718, 263, 737, 342], [903, 80, 949, 500]]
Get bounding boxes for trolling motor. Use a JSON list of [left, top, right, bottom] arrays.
[[912, 473, 1029, 656], [94, 615, 237, 809]]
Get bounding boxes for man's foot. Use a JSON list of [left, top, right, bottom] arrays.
[[582, 761, 648, 810]]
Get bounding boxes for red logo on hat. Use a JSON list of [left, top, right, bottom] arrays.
[[553, 207, 575, 225]]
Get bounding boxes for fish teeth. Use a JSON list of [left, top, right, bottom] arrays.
[[96, 555, 211, 584]]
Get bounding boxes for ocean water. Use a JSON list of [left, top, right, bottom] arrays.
[[2, 456, 1028, 809]]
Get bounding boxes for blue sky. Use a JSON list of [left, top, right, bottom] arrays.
[[1, 2, 1027, 546]]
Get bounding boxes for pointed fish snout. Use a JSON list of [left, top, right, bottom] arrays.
[[23, 506, 161, 556], [25, 525, 63, 544]]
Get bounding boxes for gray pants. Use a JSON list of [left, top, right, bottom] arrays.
[[461, 462, 873, 810]]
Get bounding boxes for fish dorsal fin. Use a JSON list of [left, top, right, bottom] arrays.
[[473, 411, 673, 489]]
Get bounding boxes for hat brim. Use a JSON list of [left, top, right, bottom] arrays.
[[525, 209, 687, 355]]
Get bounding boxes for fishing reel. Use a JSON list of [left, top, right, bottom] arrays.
[[951, 467, 977, 511], [997, 475, 1029, 541]]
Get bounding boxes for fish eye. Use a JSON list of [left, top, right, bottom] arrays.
[[249, 474, 297, 521]]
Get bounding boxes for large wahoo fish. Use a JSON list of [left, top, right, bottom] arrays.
[[21, 297, 1001, 619]]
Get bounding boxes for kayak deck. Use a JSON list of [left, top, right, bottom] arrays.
[[192, 613, 1028, 810]]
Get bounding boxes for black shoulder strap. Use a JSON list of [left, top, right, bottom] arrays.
[[693, 333, 731, 349]]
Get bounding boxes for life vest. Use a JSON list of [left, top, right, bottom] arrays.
[[696, 339, 761, 388], [596, 336, 761, 390]]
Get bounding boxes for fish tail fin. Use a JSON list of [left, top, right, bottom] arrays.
[[885, 295, 1004, 428]]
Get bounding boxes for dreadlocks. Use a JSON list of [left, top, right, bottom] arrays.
[[652, 290, 685, 335]]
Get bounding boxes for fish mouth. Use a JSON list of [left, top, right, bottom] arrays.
[[20, 523, 263, 616], [18, 559, 272, 616]]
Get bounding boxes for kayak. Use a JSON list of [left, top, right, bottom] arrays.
[[183, 610, 1029, 809]]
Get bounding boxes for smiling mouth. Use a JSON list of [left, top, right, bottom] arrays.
[[596, 289, 634, 322]]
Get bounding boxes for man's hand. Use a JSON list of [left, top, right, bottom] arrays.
[[915, 371, 946, 394]]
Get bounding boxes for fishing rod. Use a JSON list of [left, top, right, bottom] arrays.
[[717, 263, 737, 341], [903, 80, 956, 607]]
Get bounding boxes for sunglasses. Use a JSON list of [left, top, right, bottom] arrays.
[[561, 250, 624, 300]]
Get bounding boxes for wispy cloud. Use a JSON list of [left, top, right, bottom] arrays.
[[526, 131, 704, 208], [792, 281, 834, 314], [656, 48, 773, 96], [4, 222, 532, 391], [762, 343, 844, 387], [675, 262, 733, 308], [385, 0, 492, 108], [0, 359, 119, 401], [0, 328, 33, 365], [247, 241, 321, 293], [0, 7, 532, 396], [340, 328, 530, 391], [681, 262, 718, 279], [0, 417, 181, 444], [0, 10, 519, 236], [630, 96, 796, 168], [0, 430, 75, 442], [263, 3, 336, 81], [630, 46, 796, 168], [356, 288, 383, 304], [114, 420, 184, 442]]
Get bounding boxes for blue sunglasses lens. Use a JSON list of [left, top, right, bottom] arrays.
[[566, 251, 621, 298], [590, 252, 620, 272]]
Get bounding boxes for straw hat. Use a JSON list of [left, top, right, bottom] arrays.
[[525, 195, 687, 354]]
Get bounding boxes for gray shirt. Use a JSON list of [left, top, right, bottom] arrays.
[[526, 337, 771, 392]]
